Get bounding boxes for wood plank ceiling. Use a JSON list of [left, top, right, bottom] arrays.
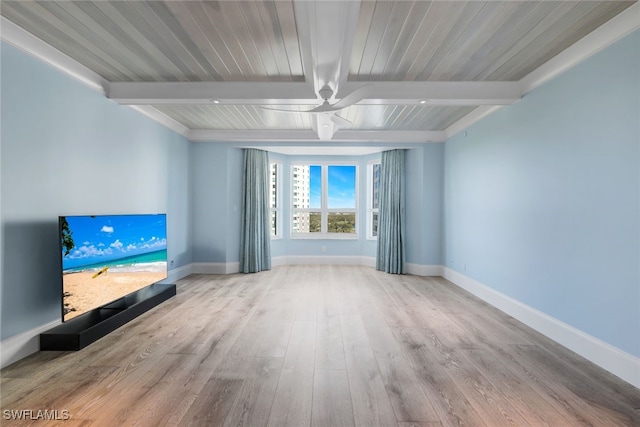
[[1, 1, 636, 143]]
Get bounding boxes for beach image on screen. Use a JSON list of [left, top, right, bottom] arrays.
[[60, 214, 167, 321]]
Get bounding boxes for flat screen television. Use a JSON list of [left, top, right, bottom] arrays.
[[59, 214, 167, 322]]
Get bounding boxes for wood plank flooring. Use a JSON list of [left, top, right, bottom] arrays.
[[1, 265, 639, 426]]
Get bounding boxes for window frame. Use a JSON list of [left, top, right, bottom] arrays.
[[270, 162, 282, 240], [290, 161, 359, 240], [367, 160, 381, 240]]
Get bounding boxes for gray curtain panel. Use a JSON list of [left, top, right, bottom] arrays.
[[240, 149, 271, 273], [376, 149, 406, 274]]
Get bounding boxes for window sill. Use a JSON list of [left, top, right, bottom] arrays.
[[290, 233, 358, 240]]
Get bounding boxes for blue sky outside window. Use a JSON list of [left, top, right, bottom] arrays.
[[328, 166, 356, 209]]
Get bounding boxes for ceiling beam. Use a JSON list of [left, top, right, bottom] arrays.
[[188, 129, 446, 143], [293, 0, 361, 140], [108, 81, 522, 106], [294, 0, 361, 99], [107, 81, 316, 105]]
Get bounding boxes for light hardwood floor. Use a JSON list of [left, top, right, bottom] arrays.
[[1, 265, 639, 426]]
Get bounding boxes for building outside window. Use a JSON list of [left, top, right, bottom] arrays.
[[291, 163, 357, 237]]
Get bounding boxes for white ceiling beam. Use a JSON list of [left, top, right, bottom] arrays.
[[294, 0, 361, 140], [339, 81, 522, 105], [108, 81, 522, 106], [294, 0, 361, 99], [107, 81, 316, 105], [188, 129, 446, 143]]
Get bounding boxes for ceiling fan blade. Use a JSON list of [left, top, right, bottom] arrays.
[[307, 104, 337, 113], [331, 84, 374, 110], [330, 114, 352, 127]]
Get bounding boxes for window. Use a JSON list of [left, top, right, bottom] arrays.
[[270, 162, 281, 239], [367, 162, 381, 239], [291, 163, 357, 238]]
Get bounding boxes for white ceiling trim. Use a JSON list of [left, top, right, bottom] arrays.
[[188, 129, 446, 143], [107, 81, 522, 106], [128, 106, 189, 137], [0, 16, 107, 94]]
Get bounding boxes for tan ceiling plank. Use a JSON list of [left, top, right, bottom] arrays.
[[216, 2, 268, 79], [238, 1, 288, 80], [236, 2, 282, 79], [2, 1, 133, 81], [388, 1, 445, 82], [397, 105, 426, 130], [453, 0, 555, 80], [109, 1, 200, 82], [478, 1, 592, 81], [425, 106, 474, 130], [91, 1, 186, 81], [193, 1, 251, 78], [429, 1, 523, 81], [256, 1, 295, 79], [415, 1, 486, 80], [348, 0, 377, 80], [128, 1, 214, 81], [403, 1, 467, 81], [273, 0, 304, 79], [377, 1, 432, 81], [367, 1, 415, 79], [162, 1, 235, 80], [355, 0, 395, 80], [69, 1, 177, 81], [497, 1, 634, 81], [40, 1, 151, 79]]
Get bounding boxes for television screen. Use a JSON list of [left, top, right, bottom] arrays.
[[59, 214, 167, 322]]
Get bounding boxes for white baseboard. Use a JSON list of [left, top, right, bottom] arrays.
[[1, 320, 61, 369], [191, 262, 236, 275], [164, 263, 193, 283], [274, 255, 372, 266], [442, 267, 640, 389], [406, 263, 444, 276]]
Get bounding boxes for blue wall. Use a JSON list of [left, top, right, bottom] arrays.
[[0, 43, 191, 340], [444, 30, 639, 357], [190, 148, 444, 265]]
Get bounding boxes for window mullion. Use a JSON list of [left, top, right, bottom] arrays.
[[321, 165, 328, 233]]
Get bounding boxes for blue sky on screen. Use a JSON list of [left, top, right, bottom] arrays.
[[309, 165, 356, 209], [63, 215, 167, 266]]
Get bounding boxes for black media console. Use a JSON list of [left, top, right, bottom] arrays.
[[40, 283, 176, 351]]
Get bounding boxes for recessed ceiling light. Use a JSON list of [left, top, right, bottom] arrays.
[[419, 100, 427, 104], [211, 99, 220, 104]]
